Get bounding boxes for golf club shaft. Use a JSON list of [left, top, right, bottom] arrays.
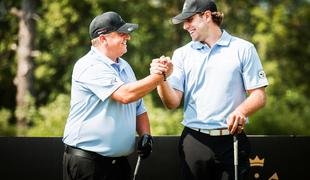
[[133, 156, 141, 180], [233, 135, 238, 180]]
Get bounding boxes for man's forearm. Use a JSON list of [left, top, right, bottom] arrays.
[[136, 112, 151, 136], [235, 88, 267, 117], [157, 81, 182, 109], [112, 74, 164, 104]]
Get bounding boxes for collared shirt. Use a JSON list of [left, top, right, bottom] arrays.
[[168, 30, 269, 130], [63, 46, 146, 157]]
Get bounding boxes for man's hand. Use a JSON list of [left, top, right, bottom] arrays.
[[227, 111, 246, 134], [150, 56, 173, 78], [137, 134, 153, 159], [160, 56, 173, 77]]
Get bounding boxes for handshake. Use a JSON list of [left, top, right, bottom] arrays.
[[150, 56, 173, 81]]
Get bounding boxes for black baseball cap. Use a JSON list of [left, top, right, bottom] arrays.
[[89, 11, 138, 39], [172, 0, 217, 24]]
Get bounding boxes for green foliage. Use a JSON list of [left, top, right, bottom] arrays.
[[0, 108, 15, 135], [26, 94, 69, 136], [0, 0, 310, 136], [0, 0, 18, 110], [144, 95, 183, 135], [247, 89, 310, 135], [15, 92, 37, 126], [244, 1, 310, 135], [25, 93, 183, 137]]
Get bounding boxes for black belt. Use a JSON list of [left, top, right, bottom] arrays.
[[64, 145, 125, 163]]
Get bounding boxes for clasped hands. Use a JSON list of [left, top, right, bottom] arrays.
[[150, 56, 173, 80]]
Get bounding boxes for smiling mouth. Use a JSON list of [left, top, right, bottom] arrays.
[[188, 30, 195, 36]]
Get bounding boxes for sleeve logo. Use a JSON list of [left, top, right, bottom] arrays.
[[258, 70, 266, 79]]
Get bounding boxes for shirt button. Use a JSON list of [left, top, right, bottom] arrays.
[[112, 160, 116, 164]]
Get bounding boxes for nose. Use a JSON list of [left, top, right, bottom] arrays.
[[183, 21, 189, 30], [124, 34, 131, 40]]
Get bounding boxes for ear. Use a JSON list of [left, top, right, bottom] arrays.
[[204, 10, 212, 22], [98, 35, 108, 45]]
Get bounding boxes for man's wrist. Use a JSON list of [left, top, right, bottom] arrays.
[[235, 110, 246, 117], [162, 72, 166, 81]]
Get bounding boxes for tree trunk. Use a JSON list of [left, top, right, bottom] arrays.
[[14, 0, 36, 134]]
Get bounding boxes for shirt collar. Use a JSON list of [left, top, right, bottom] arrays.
[[112, 58, 126, 73], [191, 41, 208, 51], [190, 30, 232, 51], [216, 30, 231, 46]]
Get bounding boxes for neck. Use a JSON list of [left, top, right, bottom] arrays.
[[96, 46, 118, 62], [202, 27, 222, 48]]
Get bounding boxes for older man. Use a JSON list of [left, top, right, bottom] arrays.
[[63, 11, 172, 180]]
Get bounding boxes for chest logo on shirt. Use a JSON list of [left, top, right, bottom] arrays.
[[258, 70, 266, 79], [110, 78, 118, 84]]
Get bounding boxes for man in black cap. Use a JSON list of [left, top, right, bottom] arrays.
[[152, 0, 268, 179], [62, 11, 172, 180]]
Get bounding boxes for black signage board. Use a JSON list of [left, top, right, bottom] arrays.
[[0, 136, 309, 180]]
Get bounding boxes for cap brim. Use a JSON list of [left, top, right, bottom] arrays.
[[172, 12, 196, 24], [116, 23, 138, 34]]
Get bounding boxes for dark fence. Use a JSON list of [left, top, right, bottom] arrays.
[[0, 136, 309, 180]]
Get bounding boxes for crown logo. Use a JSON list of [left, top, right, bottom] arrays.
[[250, 155, 265, 167]]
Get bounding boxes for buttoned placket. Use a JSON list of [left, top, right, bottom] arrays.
[[196, 44, 213, 64], [112, 63, 129, 83]]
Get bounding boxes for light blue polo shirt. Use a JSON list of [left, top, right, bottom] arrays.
[[63, 46, 146, 157], [168, 30, 268, 130]]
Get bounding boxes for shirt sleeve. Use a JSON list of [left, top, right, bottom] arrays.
[[136, 98, 147, 116], [167, 49, 185, 92], [241, 46, 269, 90], [75, 63, 124, 101]]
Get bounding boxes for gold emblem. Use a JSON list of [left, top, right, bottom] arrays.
[[268, 173, 279, 180], [250, 155, 264, 167], [249, 155, 279, 179]]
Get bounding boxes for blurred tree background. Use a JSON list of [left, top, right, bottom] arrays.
[[0, 0, 309, 136]]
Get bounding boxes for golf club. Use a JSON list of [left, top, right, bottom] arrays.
[[133, 156, 141, 180]]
